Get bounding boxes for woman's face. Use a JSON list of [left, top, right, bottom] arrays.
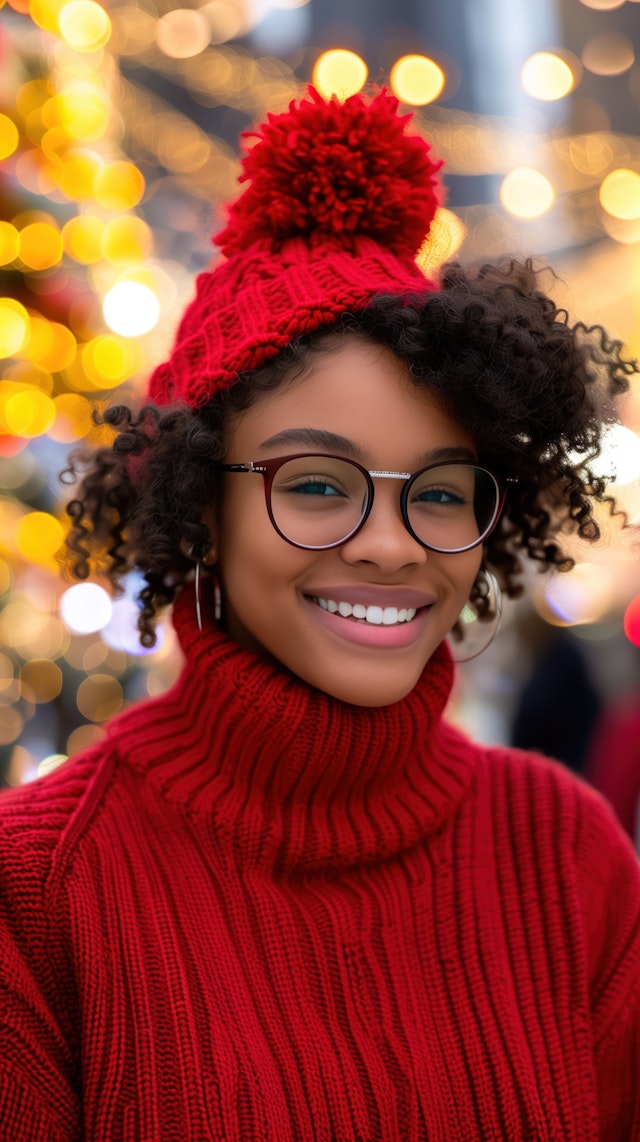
[[213, 338, 482, 706]]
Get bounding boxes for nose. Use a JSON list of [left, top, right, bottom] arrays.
[[339, 483, 428, 572]]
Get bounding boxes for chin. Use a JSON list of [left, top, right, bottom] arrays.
[[306, 667, 427, 708]]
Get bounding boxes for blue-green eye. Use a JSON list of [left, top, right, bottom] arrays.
[[413, 487, 466, 505], [287, 478, 344, 497]]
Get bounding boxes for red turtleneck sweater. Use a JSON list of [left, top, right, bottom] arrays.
[[1, 590, 639, 1140]]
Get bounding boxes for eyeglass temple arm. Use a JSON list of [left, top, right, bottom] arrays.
[[217, 463, 264, 473]]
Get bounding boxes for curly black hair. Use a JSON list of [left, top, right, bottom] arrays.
[[62, 258, 636, 647]]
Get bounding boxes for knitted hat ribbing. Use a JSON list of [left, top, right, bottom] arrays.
[[147, 87, 443, 408]]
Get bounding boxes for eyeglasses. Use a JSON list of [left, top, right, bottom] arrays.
[[216, 453, 512, 553]]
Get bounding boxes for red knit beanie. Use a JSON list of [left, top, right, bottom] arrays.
[[147, 86, 443, 408]]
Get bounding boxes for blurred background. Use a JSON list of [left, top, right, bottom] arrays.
[[1, 0, 639, 842]]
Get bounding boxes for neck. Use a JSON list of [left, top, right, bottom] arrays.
[[109, 586, 474, 875]]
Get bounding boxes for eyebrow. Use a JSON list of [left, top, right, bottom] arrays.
[[258, 428, 477, 467]]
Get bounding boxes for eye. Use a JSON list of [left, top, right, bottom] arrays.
[[412, 485, 466, 506], [282, 476, 346, 497]]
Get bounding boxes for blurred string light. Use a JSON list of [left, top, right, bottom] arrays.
[[0, 300, 30, 358], [59, 582, 113, 633], [624, 595, 640, 647], [312, 50, 367, 100], [542, 563, 614, 626], [0, 114, 20, 160], [102, 281, 160, 336], [582, 34, 635, 76], [390, 55, 445, 106], [598, 168, 640, 220], [156, 8, 211, 59], [415, 208, 466, 275], [58, 0, 111, 51], [520, 52, 577, 101], [595, 422, 640, 484], [499, 168, 555, 218]]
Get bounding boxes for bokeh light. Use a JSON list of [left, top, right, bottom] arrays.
[[60, 582, 113, 633], [17, 222, 63, 271], [390, 55, 445, 106], [76, 673, 123, 720], [0, 223, 20, 266], [156, 8, 211, 58], [0, 114, 20, 160], [0, 299, 30, 358], [50, 393, 92, 442], [15, 511, 64, 569], [415, 208, 466, 275], [543, 563, 613, 626], [58, 0, 111, 50], [62, 214, 106, 263], [66, 723, 106, 754], [312, 50, 368, 100], [578, 0, 625, 9], [20, 658, 63, 702], [102, 281, 160, 336], [103, 215, 152, 265], [94, 162, 145, 211], [56, 150, 103, 201], [582, 34, 634, 77], [4, 388, 56, 436], [598, 169, 640, 221], [202, 0, 243, 43], [521, 52, 575, 101], [499, 168, 555, 219], [623, 595, 640, 647], [56, 82, 110, 141], [82, 333, 136, 387]]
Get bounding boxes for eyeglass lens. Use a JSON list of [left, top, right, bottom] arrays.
[[268, 456, 499, 551]]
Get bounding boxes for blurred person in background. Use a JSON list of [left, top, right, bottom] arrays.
[[0, 87, 639, 1140], [510, 611, 604, 774], [585, 640, 640, 849]]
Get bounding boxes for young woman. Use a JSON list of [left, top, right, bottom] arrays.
[[1, 87, 639, 1141]]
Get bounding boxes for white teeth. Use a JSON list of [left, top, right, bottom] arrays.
[[313, 598, 418, 625]]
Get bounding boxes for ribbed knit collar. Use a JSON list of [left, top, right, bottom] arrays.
[[110, 587, 476, 875]]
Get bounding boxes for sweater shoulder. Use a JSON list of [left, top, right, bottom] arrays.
[[470, 734, 619, 834], [0, 740, 119, 892]]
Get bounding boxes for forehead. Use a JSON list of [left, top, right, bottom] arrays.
[[225, 339, 476, 465]]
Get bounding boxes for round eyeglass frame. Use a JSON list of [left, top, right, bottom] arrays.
[[216, 453, 513, 553]]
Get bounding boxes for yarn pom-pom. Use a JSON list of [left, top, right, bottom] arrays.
[[215, 87, 442, 259]]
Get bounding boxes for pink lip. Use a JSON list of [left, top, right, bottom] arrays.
[[302, 595, 433, 649]]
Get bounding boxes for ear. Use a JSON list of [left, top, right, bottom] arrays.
[[179, 529, 218, 565]]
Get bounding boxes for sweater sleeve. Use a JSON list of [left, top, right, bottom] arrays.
[[0, 751, 106, 1141], [574, 781, 640, 1142]]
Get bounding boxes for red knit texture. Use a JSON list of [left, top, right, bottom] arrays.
[[0, 589, 639, 1139], [147, 88, 441, 408]]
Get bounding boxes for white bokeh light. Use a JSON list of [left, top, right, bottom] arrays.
[[102, 595, 163, 655], [60, 582, 113, 633], [102, 281, 161, 336], [597, 423, 640, 485]]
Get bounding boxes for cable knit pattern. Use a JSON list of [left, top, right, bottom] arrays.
[[1, 589, 639, 1140]]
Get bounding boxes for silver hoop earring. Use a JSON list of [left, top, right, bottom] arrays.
[[194, 559, 203, 633], [449, 568, 503, 663]]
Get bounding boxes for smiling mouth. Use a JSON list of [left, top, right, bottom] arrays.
[[308, 596, 420, 626]]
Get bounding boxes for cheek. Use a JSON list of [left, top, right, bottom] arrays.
[[443, 547, 483, 598]]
